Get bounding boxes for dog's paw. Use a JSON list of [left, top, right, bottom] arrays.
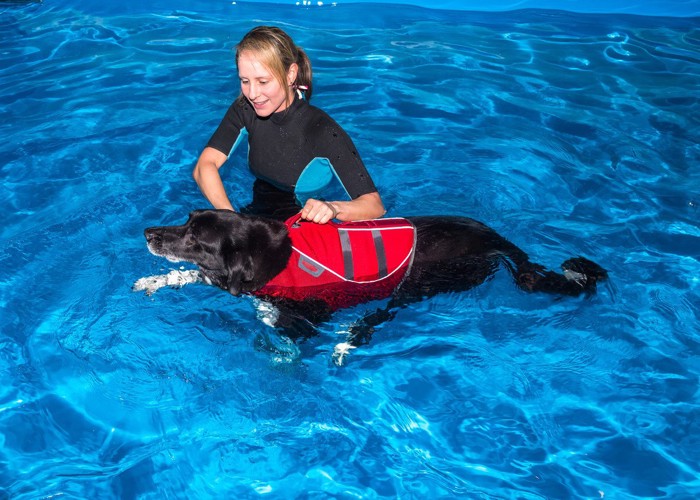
[[332, 342, 356, 366], [253, 331, 300, 364], [133, 270, 201, 295], [562, 257, 608, 289], [133, 275, 167, 295], [254, 299, 280, 328]]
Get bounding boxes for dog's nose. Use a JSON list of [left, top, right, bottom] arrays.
[[144, 228, 160, 242]]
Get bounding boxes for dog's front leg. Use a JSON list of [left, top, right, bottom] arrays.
[[133, 269, 202, 295], [252, 299, 329, 363], [262, 301, 320, 341]]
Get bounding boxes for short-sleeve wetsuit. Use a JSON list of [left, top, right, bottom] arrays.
[[207, 95, 378, 206]]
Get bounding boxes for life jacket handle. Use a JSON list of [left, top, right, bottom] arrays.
[[286, 212, 304, 228]]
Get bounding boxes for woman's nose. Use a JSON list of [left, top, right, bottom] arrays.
[[247, 82, 259, 99]]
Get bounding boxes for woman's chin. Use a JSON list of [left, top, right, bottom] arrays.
[[252, 105, 271, 117], [250, 98, 292, 118]]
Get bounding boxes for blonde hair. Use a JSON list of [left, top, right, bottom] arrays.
[[236, 26, 313, 102]]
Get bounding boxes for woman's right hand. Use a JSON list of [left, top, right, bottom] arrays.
[[192, 147, 235, 211], [301, 191, 385, 224], [300, 198, 339, 224]]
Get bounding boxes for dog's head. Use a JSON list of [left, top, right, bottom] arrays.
[[144, 210, 292, 295]]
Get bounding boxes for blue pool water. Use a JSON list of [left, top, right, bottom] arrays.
[[2, 0, 700, 498]]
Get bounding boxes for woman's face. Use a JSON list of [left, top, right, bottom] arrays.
[[238, 50, 296, 117]]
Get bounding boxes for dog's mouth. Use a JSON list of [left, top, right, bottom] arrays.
[[145, 227, 190, 264], [146, 240, 184, 264]]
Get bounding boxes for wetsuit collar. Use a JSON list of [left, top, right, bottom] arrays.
[[270, 94, 304, 125]]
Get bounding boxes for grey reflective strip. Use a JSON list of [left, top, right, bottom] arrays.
[[297, 254, 324, 277], [338, 229, 354, 280], [372, 230, 388, 278]]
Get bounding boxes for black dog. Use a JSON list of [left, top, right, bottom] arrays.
[[143, 210, 607, 351]]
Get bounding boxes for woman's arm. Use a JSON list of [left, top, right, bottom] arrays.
[[192, 147, 235, 211], [301, 191, 385, 224]]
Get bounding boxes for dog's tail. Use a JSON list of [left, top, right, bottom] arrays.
[[499, 244, 608, 297]]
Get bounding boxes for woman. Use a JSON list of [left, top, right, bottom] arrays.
[[192, 26, 385, 224]]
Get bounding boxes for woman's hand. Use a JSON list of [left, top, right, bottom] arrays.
[[300, 199, 339, 224], [301, 191, 385, 224]]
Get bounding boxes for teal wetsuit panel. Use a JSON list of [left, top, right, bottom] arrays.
[[228, 126, 248, 156], [294, 158, 351, 205]]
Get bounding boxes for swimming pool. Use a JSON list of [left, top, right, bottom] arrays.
[[2, 0, 699, 497]]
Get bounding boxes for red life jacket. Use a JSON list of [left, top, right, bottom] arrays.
[[254, 213, 416, 310]]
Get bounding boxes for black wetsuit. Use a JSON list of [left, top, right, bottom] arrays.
[[207, 95, 378, 219]]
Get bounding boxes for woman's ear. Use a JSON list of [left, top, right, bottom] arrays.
[[287, 63, 299, 86]]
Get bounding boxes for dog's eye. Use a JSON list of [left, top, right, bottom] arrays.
[[188, 224, 201, 238], [184, 232, 197, 246]]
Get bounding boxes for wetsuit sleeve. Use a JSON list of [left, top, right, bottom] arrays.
[[309, 113, 378, 199], [206, 97, 248, 156]]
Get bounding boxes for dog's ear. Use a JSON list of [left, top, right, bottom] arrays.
[[225, 253, 255, 296]]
